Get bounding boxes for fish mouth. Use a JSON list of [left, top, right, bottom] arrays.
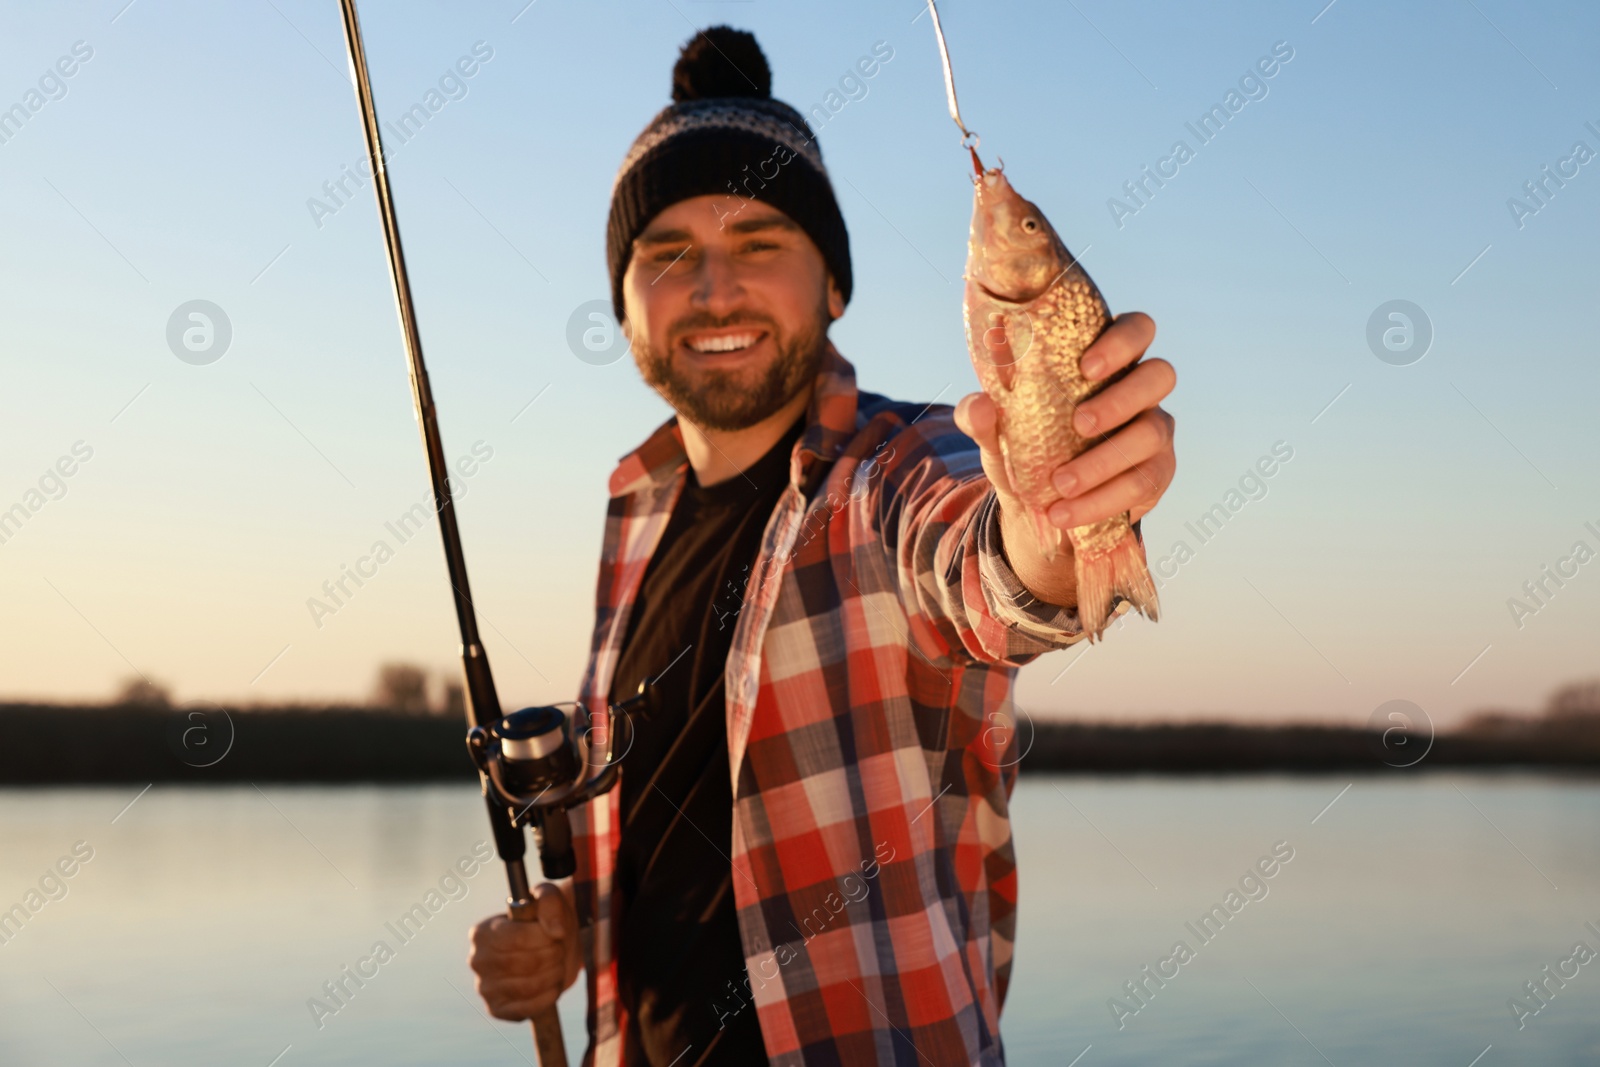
[[972, 278, 1036, 305]]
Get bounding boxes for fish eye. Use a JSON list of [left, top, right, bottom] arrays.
[[1021, 217, 1040, 234]]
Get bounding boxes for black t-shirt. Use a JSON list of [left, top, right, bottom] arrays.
[[608, 414, 804, 1067]]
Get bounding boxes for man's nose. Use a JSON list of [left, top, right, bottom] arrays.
[[689, 248, 745, 316]]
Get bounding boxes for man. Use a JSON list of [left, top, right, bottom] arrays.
[[470, 26, 1176, 1067]]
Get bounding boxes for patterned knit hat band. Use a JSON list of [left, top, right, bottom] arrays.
[[611, 98, 826, 197]]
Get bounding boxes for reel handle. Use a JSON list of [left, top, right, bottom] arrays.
[[507, 895, 570, 1067], [534, 807, 576, 881]]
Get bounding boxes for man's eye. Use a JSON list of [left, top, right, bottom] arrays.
[[652, 247, 692, 264], [741, 241, 780, 253]]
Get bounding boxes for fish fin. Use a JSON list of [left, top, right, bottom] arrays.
[[996, 439, 1061, 557], [982, 309, 1018, 392], [994, 317, 1017, 391], [998, 441, 1024, 504], [1029, 507, 1062, 562], [1074, 528, 1160, 641]]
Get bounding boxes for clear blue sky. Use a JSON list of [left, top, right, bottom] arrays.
[[1, 0, 1595, 726]]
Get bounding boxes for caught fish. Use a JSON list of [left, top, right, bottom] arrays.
[[919, 0, 1158, 638], [962, 160, 1160, 638]]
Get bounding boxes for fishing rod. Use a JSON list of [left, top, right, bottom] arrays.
[[333, 4, 645, 1063]]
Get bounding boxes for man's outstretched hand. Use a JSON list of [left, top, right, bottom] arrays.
[[953, 311, 1176, 609]]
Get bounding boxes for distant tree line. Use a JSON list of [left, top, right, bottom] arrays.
[[1459, 678, 1600, 737], [0, 675, 1593, 785], [106, 662, 466, 716]]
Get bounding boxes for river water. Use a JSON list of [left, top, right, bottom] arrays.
[[1, 775, 1595, 1065]]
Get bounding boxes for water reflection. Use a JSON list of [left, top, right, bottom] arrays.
[[0, 775, 1594, 1065]]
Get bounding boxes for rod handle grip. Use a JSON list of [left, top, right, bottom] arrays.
[[508, 898, 570, 1067], [530, 1005, 569, 1067]]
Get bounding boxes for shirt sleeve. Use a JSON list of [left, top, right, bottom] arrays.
[[973, 488, 1100, 650], [871, 410, 1098, 667]]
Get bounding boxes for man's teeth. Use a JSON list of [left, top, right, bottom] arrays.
[[688, 333, 758, 353]]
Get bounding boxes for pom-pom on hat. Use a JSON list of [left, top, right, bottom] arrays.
[[671, 26, 771, 101], [605, 27, 853, 322]]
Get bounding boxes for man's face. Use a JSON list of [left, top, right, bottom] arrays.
[[621, 195, 845, 432]]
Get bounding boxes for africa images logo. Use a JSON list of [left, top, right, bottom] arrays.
[[166, 300, 232, 366]]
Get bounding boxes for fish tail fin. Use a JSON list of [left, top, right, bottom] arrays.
[[1074, 529, 1160, 641]]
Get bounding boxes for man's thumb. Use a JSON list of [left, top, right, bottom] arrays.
[[534, 883, 566, 940]]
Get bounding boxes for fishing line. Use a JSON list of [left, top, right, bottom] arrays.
[[923, 0, 984, 172]]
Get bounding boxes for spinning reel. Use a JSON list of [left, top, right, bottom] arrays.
[[465, 678, 658, 883]]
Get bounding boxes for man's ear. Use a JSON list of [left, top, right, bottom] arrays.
[[826, 274, 845, 321]]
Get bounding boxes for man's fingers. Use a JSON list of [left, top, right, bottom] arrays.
[[468, 913, 566, 984], [470, 913, 557, 954], [474, 974, 564, 1001], [1052, 408, 1172, 499], [954, 391, 997, 450], [475, 977, 563, 1021], [1074, 358, 1176, 437], [955, 392, 1016, 499], [471, 938, 567, 966], [1046, 458, 1169, 529], [1079, 312, 1155, 381], [533, 882, 569, 942]]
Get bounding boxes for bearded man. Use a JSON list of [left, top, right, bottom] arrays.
[[471, 26, 1176, 1067]]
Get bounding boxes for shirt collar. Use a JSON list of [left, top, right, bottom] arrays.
[[606, 342, 859, 499]]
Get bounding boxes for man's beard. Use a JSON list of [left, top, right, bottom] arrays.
[[631, 301, 828, 432]]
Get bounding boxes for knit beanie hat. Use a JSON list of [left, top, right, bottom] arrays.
[[605, 27, 853, 322]]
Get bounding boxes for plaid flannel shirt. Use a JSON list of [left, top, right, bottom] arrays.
[[571, 344, 1122, 1066]]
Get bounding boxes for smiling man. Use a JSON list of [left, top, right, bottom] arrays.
[[470, 26, 1176, 1067]]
